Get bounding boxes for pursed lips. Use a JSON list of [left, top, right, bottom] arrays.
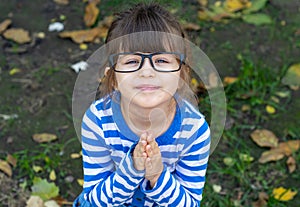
[[135, 84, 161, 91]]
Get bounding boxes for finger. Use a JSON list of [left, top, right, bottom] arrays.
[[146, 144, 153, 157], [145, 157, 152, 169], [146, 133, 153, 143]]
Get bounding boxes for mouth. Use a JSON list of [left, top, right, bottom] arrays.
[[135, 84, 161, 91]]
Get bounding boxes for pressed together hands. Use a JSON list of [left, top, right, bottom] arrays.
[[132, 132, 164, 188]]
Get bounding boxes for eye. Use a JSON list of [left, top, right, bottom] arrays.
[[125, 59, 140, 65], [155, 58, 169, 64]]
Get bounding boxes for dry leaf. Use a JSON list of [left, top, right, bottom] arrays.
[[0, 19, 12, 34], [53, 0, 69, 5], [59, 27, 107, 43], [79, 43, 88, 50], [0, 159, 12, 177], [33, 165, 43, 173], [278, 140, 300, 156], [241, 104, 251, 111], [32, 133, 58, 143], [286, 156, 296, 173], [282, 63, 300, 87], [6, 154, 17, 167], [212, 184, 222, 193], [258, 148, 285, 163], [182, 22, 201, 31], [84, 2, 100, 27], [98, 15, 114, 28], [252, 192, 269, 207], [44, 200, 60, 207], [198, 0, 208, 7], [266, 105, 276, 114], [26, 195, 44, 207], [250, 129, 279, 148], [9, 68, 22, 75], [272, 187, 297, 201], [223, 76, 238, 85], [3, 28, 31, 44]]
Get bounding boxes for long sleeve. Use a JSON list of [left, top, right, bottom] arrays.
[[140, 118, 211, 206], [81, 103, 144, 206]]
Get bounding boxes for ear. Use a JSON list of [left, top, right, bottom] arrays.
[[104, 67, 111, 76]]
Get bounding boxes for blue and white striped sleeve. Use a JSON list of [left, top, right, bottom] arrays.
[[141, 118, 211, 206], [81, 103, 145, 206]]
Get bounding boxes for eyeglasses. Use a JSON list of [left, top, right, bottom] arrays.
[[108, 52, 185, 73]]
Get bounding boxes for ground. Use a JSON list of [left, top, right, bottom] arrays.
[[0, 0, 300, 206]]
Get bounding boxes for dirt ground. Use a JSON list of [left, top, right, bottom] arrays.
[[0, 0, 300, 206]]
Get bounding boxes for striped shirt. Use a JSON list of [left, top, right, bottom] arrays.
[[80, 93, 210, 206]]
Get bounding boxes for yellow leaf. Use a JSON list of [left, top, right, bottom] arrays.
[[223, 76, 238, 86], [258, 148, 285, 163], [241, 104, 251, 111], [79, 43, 88, 50], [32, 133, 58, 143], [224, 0, 251, 12], [33, 165, 43, 173], [53, 0, 69, 5], [70, 153, 81, 159], [3, 28, 31, 44], [0, 159, 12, 177], [266, 105, 276, 114], [198, 0, 208, 7], [0, 19, 12, 34], [250, 129, 279, 148], [239, 153, 254, 162], [282, 63, 300, 87], [273, 187, 297, 201], [84, 2, 100, 27], [9, 68, 21, 75], [77, 179, 84, 186], [223, 157, 235, 166], [49, 170, 56, 181]]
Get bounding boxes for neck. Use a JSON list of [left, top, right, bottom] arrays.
[[120, 98, 176, 137]]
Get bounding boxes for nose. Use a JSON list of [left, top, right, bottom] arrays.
[[139, 57, 155, 77]]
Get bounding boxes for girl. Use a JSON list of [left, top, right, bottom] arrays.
[[74, 2, 211, 207]]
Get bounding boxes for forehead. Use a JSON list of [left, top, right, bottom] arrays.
[[107, 32, 186, 54]]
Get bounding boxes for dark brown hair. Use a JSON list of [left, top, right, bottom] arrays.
[[99, 2, 191, 99]]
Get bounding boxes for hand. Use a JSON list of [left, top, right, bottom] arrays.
[[144, 135, 163, 187], [132, 133, 148, 171]]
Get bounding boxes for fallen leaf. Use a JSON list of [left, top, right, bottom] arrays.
[[32, 133, 58, 143], [70, 153, 81, 159], [223, 76, 238, 85], [3, 28, 31, 44], [79, 43, 88, 50], [250, 129, 279, 148], [0, 19, 12, 34], [98, 15, 114, 28], [223, 157, 235, 166], [198, 0, 208, 7], [26, 195, 44, 207], [33, 165, 43, 173], [275, 91, 290, 98], [278, 140, 300, 156], [258, 148, 285, 163], [286, 156, 296, 173], [224, 0, 251, 12], [44, 200, 60, 207], [272, 187, 297, 201], [241, 104, 251, 111], [182, 22, 201, 31], [6, 154, 17, 167], [77, 179, 84, 186], [0, 159, 12, 177], [84, 1, 100, 27], [243, 0, 268, 14], [9, 68, 22, 75], [53, 0, 69, 5], [31, 177, 59, 200], [212, 184, 222, 193], [252, 192, 269, 207], [282, 63, 300, 87], [266, 105, 276, 114], [239, 153, 254, 162], [49, 170, 56, 181], [59, 27, 107, 43]]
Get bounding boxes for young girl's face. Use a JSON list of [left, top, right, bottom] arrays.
[[113, 52, 182, 109]]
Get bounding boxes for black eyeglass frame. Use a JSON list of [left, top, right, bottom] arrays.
[[108, 52, 185, 73]]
